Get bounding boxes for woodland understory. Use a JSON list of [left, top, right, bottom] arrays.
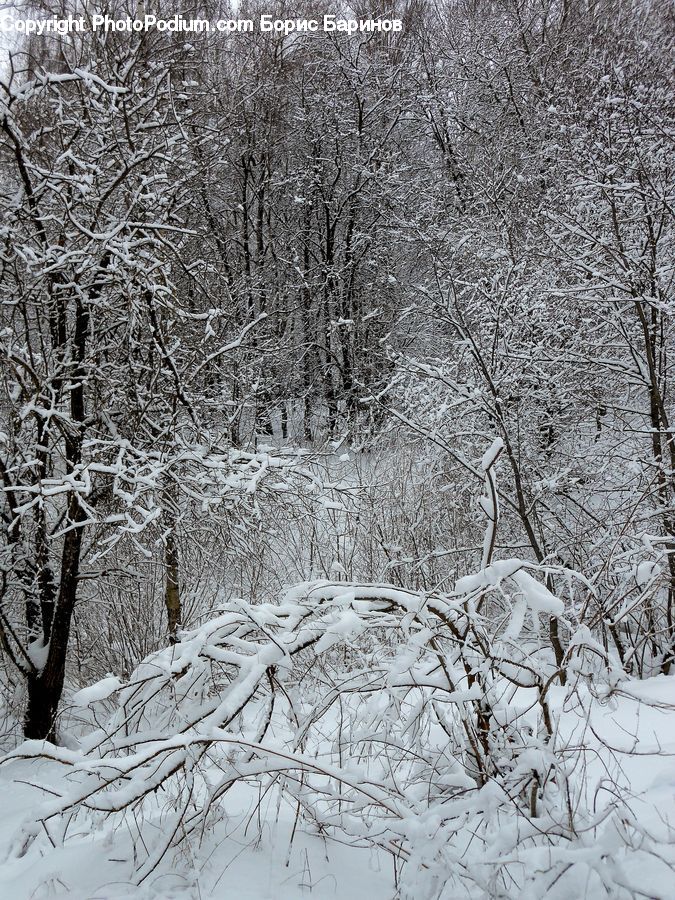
[[0, 1, 674, 898]]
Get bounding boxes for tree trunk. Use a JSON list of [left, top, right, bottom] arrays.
[[23, 500, 85, 741], [165, 524, 181, 644]]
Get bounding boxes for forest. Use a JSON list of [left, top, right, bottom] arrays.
[[0, 1, 674, 897]]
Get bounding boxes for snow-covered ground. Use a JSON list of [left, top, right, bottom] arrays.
[[0, 759, 394, 899], [1, 674, 673, 899]]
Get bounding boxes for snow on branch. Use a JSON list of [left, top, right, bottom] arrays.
[[3, 555, 660, 897]]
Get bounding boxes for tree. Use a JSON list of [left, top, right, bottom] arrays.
[[0, 16, 308, 739]]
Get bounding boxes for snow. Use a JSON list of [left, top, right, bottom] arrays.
[[510, 569, 564, 616], [3, 568, 675, 899], [1, 676, 674, 898], [0, 761, 394, 899], [634, 560, 660, 586], [480, 436, 504, 471], [26, 640, 49, 671], [71, 676, 124, 707], [450, 558, 565, 618]]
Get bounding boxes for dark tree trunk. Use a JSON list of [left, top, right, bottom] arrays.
[[24, 672, 57, 742], [165, 525, 181, 644], [23, 287, 91, 741], [24, 500, 85, 741]]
